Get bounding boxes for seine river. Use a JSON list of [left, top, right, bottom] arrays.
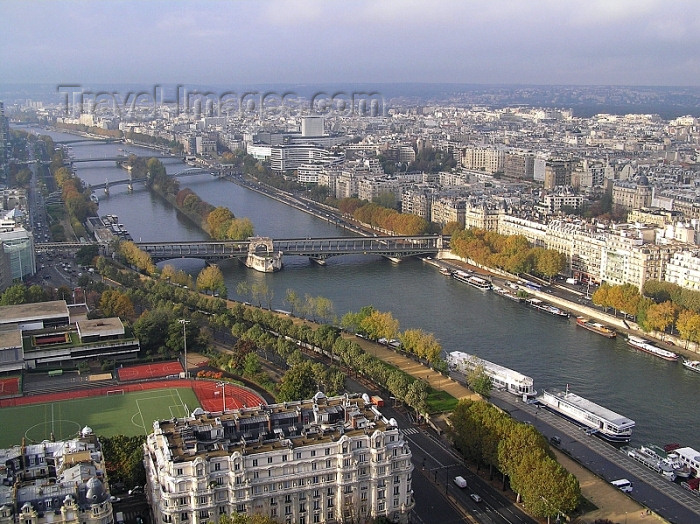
[[29, 128, 700, 450]]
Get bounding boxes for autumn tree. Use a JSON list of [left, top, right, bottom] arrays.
[[196, 265, 226, 296], [643, 301, 678, 337], [676, 310, 700, 348], [359, 310, 400, 341]]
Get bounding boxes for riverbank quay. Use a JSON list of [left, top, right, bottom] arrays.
[[435, 253, 700, 360], [345, 333, 663, 524]]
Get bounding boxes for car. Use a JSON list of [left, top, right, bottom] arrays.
[[109, 496, 121, 503], [550, 435, 561, 446], [453, 476, 467, 488], [128, 486, 143, 495], [470, 493, 482, 503]]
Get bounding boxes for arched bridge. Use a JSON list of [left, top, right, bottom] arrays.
[[136, 235, 450, 264], [89, 168, 211, 190]]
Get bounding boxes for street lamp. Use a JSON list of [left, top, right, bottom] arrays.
[[179, 319, 190, 378], [217, 381, 226, 413]]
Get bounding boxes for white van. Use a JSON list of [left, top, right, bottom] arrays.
[[453, 476, 467, 488], [611, 479, 633, 493]]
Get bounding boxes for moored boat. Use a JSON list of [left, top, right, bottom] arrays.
[[526, 298, 569, 318], [453, 271, 491, 290], [448, 351, 536, 398], [492, 285, 524, 302], [627, 336, 679, 362], [439, 267, 452, 276], [537, 387, 634, 442], [682, 359, 700, 373], [575, 317, 617, 338]]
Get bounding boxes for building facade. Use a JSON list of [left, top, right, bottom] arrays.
[[0, 429, 114, 524], [144, 394, 414, 524]]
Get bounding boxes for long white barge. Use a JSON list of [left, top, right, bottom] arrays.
[[447, 351, 536, 398], [538, 387, 635, 442]]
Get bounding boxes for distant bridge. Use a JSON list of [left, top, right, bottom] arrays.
[[55, 138, 123, 145], [89, 168, 212, 190], [70, 152, 173, 163], [135, 235, 449, 264]]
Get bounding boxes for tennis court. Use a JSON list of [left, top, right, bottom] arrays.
[[0, 387, 200, 448], [117, 361, 183, 381], [0, 376, 20, 398]]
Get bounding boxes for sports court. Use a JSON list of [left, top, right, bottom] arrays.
[[0, 387, 200, 448], [0, 376, 21, 398], [117, 361, 183, 381]]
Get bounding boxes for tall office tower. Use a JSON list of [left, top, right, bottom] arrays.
[[301, 116, 325, 137], [0, 102, 9, 181]]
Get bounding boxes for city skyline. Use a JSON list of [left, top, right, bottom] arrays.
[[2, 0, 700, 87]]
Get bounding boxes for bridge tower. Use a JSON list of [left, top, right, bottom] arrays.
[[103, 178, 110, 195], [245, 237, 283, 272]]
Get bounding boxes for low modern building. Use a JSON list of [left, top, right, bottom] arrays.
[[0, 428, 114, 524], [0, 301, 140, 372], [144, 393, 414, 524]]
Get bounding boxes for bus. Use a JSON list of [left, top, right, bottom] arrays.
[[48, 369, 63, 377], [523, 280, 542, 291], [610, 479, 633, 493]]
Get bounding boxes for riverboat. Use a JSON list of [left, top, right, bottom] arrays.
[[673, 447, 700, 476], [537, 387, 635, 442], [492, 285, 524, 302], [682, 359, 700, 373], [447, 351, 536, 398], [575, 317, 617, 338], [525, 298, 570, 318], [453, 271, 492, 290], [627, 444, 692, 479], [439, 267, 452, 276], [627, 336, 679, 362]]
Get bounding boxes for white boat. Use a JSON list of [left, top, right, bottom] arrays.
[[453, 271, 491, 290], [673, 447, 700, 477], [682, 359, 700, 373], [447, 351, 536, 398], [537, 387, 635, 442], [627, 336, 679, 362], [492, 285, 524, 302], [526, 298, 569, 318]]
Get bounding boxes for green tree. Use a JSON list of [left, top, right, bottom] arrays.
[[277, 361, 320, 402], [644, 301, 678, 337], [466, 362, 493, 398], [404, 379, 429, 417], [536, 249, 566, 282]]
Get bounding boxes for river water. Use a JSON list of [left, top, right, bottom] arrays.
[[28, 127, 700, 450]]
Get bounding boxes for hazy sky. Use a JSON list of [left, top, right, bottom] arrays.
[[2, 0, 700, 86]]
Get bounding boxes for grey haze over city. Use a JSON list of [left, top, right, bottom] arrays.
[[2, 0, 700, 87]]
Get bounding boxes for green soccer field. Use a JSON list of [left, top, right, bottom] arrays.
[[0, 388, 201, 448]]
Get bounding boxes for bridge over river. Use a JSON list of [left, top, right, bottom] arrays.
[[37, 236, 450, 271]]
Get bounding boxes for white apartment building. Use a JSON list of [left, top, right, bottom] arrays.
[[665, 250, 700, 291], [401, 189, 432, 221], [431, 198, 466, 228], [538, 190, 585, 215], [464, 201, 501, 231], [143, 394, 415, 524], [498, 215, 547, 247], [461, 147, 505, 174], [357, 177, 402, 206], [0, 429, 114, 524], [269, 145, 341, 172]]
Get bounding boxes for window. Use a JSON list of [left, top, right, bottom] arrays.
[[361, 492, 367, 501], [378, 490, 385, 500], [253, 459, 258, 467], [358, 454, 366, 463], [299, 503, 306, 513], [215, 463, 221, 471], [284, 495, 291, 504], [313, 513, 320, 523], [253, 471, 259, 479], [282, 455, 288, 462], [327, 498, 334, 508], [176, 468, 183, 475], [313, 500, 320, 511], [393, 486, 400, 495], [393, 498, 399, 507], [297, 452, 302, 460], [284, 505, 291, 516], [180, 513, 189, 521], [199, 511, 209, 519], [313, 490, 319, 499], [394, 475, 400, 484], [268, 457, 273, 464], [312, 462, 317, 471], [378, 502, 385, 511], [312, 476, 319, 484], [327, 488, 334, 496], [325, 448, 330, 456], [199, 496, 207, 504], [327, 511, 334, 521], [344, 486, 352, 494], [311, 450, 316, 457]]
